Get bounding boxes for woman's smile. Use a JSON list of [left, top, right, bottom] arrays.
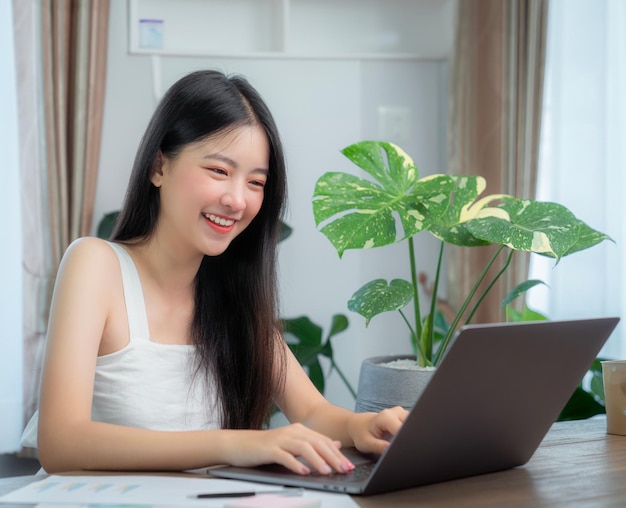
[[202, 212, 236, 233]]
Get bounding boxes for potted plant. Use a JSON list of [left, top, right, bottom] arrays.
[[312, 140, 612, 412]]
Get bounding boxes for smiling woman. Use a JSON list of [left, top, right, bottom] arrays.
[[0, 0, 24, 453], [19, 69, 407, 476]]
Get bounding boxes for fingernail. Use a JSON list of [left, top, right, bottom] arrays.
[[340, 461, 354, 472], [301, 465, 311, 475], [321, 465, 332, 475]]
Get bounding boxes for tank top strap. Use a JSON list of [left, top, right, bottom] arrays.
[[105, 241, 150, 341]]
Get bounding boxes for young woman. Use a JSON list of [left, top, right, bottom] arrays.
[[23, 70, 407, 474]]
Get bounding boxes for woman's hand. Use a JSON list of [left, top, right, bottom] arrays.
[[347, 406, 409, 455], [221, 423, 356, 475]]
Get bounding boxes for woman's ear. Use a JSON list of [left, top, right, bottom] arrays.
[[150, 152, 165, 188]]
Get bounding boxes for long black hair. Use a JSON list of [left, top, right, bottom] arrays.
[[112, 70, 287, 429]]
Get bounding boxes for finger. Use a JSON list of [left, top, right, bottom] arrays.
[[289, 441, 334, 475], [318, 439, 355, 474], [291, 437, 352, 475], [272, 449, 312, 475], [357, 435, 391, 456], [375, 407, 408, 437]]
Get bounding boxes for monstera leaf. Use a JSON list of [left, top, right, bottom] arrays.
[[426, 175, 497, 247], [464, 199, 611, 260], [313, 141, 455, 257]]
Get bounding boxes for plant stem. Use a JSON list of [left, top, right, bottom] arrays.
[[433, 244, 506, 365], [330, 359, 357, 399], [464, 248, 513, 325], [424, 241, 445, 362], [399, 309, 430, 364], [408, 237, 423, 362]]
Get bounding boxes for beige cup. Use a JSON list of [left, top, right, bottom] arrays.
[[602, 360, 626, 435]]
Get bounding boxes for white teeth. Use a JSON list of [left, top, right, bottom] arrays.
[[203, 213, 235, 227]]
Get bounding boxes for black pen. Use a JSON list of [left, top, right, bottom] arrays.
[[192, 488, 304, 499], [194, 491, 256, 499]]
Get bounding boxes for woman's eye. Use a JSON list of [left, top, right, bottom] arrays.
[[250, 180, 266, 188], [207, 167, 227, 176]]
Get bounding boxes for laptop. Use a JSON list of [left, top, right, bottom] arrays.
[[210, 317, 620, 495]]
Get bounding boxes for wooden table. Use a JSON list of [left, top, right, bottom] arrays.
[[1, 418, 625, 507]]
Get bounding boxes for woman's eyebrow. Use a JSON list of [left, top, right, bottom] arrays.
[[203, 153, 237, 167]]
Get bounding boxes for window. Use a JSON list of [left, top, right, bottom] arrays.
[[529, 0, 625, 359]]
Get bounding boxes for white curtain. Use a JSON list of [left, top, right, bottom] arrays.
[[0, 0, 24, 453], [529, 0, 626, 359]]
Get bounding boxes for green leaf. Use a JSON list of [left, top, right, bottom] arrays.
[[589, 357, 608, 405], [307, 360, 325, 394], [428, 175, 495, 247], [342, 140, 417, 191], [560, 220, 613, 257], [501, 279, 548, 308], [463, 199, 611, 260], [328, 314, 349, 338], [466, 200, 584, 258], [348, 279, 413, 325], [97, 211, 120, 239], [279, 221, 293, 243], [505, 305, 549, 322], [283, 316, 323, 366], [283, 316, 322, 347], [558, 386, 606, 421], [312, 141, 455, 256]]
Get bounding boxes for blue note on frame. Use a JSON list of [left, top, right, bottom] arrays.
[[139, 19, 163, 49]]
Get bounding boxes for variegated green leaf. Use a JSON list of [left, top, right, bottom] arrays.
[[560, 220, 613, 257], [317, 208, 397, 254], [347, 279, 413, 326], [313, 141, 456, 256], [312, 172, 391, 224], [465, 200, 583, 258], [341, 141, 416, 192], [427, 175, 498, 247]]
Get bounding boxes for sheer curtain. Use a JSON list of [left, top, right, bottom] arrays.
[[0, 0, 24, 453], [528, 0, 626, 358], [13, 0, 111, 450], [447, 0, 548, 323]]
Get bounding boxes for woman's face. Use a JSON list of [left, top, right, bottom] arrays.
[[151, 124, 269, 258]]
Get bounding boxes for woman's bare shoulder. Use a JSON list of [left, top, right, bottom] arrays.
[[56, 237, 121, 289], [63, 236, 117, 260]]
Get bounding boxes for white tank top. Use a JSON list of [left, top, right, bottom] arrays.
[[21, 241, 220, 449]]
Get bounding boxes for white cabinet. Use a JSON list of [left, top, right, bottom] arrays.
[[128, 0, 456, 59]]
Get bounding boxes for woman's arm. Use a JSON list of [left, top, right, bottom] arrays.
[[36, 238, 236, 472]]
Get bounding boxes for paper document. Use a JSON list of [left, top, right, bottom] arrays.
[[0, 474, 359, 507]]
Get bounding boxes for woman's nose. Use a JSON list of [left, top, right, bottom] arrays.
[[220, 184, 246, 211]]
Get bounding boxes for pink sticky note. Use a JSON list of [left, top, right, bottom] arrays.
[[223, 494, 321, 508]]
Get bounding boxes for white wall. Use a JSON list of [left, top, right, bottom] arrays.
[[93, 0, 452, 409]]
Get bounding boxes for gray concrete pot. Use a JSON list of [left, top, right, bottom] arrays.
[[354, 355, 436, 413]]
